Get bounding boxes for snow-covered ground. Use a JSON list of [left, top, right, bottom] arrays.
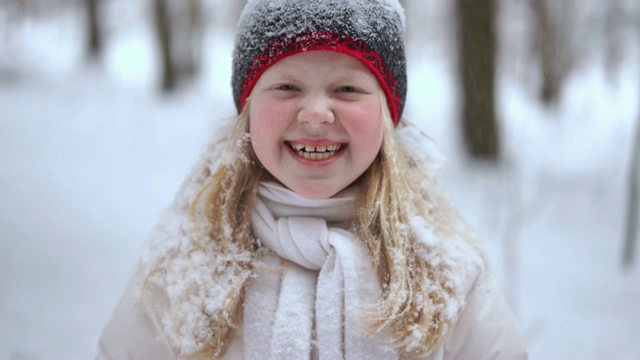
[[1, 4, 639, 360]]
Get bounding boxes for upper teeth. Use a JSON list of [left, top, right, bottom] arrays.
[[290, 143, 342, 160], [292, 143, 341, 152]]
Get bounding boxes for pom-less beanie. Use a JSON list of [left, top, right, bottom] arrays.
[[232, 0, 407, 125]]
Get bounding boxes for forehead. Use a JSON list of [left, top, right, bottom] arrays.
[[261, 51, 378, 80]]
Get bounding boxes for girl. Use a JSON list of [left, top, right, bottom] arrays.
[[97, 0, 528, 359]]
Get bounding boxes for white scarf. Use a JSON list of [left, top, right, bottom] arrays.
[[244, 182, 398, 360]]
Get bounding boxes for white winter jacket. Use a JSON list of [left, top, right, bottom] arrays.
[[96, 132, 528, 360], [97, 247, 527, 360]]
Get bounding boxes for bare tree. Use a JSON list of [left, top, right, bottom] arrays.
[[153, 0, 204, 92], [529, 0, 573, 106], [604, 0, 624, 83], [174, 0, 203, 79], [85, 0, 103, 61], [154, 0, 176, 91], [456, 0, 500, 160], [623, 117, 640, 270]]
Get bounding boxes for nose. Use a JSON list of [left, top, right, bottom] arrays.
[[297, 94, 335, 126]]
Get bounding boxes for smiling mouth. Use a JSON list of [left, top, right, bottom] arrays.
[[287, 142, 343, 160]]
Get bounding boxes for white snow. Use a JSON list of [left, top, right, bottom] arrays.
[[1, 2, 639, 360]]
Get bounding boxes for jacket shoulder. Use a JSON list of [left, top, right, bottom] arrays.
[[441, 242, 528, 359]]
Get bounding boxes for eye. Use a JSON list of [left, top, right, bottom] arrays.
[[337, 86, 359, 93], [274, 84, 298, 91]]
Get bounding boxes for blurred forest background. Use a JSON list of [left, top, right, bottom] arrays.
[[1, 0, 640, 359]]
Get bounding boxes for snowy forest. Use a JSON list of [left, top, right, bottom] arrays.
[[1, 0, 639, 358]]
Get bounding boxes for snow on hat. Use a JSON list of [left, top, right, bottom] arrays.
[[232, 0, 407, 125]]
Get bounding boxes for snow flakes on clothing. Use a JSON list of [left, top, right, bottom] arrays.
[[232, 0, 408, 120], [139, 119, 251, 356], [134, 119, 489, 357], [239, 0, 405, 39]]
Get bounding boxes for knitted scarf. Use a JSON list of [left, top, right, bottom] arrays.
[[245, 182, 398, 359]]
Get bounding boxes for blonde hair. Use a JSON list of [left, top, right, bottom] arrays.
[[183, 96, 470, 358], [356, 94, 465, 355]]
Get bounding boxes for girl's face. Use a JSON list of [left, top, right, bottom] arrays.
[[249, 51, 385, 199]]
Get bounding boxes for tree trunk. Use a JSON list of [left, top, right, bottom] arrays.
[[623, 117, 640, 270], [182, 0, 202, 79], [86, 0, 102, 60], [154, 0, 176, 92], [604, 0, 623, 83], [457, 0, 500, 160], [530, 0, 567, 106]]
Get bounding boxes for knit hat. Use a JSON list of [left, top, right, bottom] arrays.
[[231, 0, 407, 125]]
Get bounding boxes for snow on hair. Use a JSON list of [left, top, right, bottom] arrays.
[[153, 94, 478, 358]]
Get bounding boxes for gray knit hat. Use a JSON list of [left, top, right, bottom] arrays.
[[231, 0, 407, 125]]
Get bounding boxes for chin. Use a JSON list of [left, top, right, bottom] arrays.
[[290, 183, 343, 200]]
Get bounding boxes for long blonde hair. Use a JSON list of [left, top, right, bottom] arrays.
[[184, 96, 471, 358]]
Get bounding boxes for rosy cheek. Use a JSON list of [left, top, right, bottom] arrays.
[[250, 104, 284, 154], [252, 104, 284, 128], [343, 106, 383, 134]]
